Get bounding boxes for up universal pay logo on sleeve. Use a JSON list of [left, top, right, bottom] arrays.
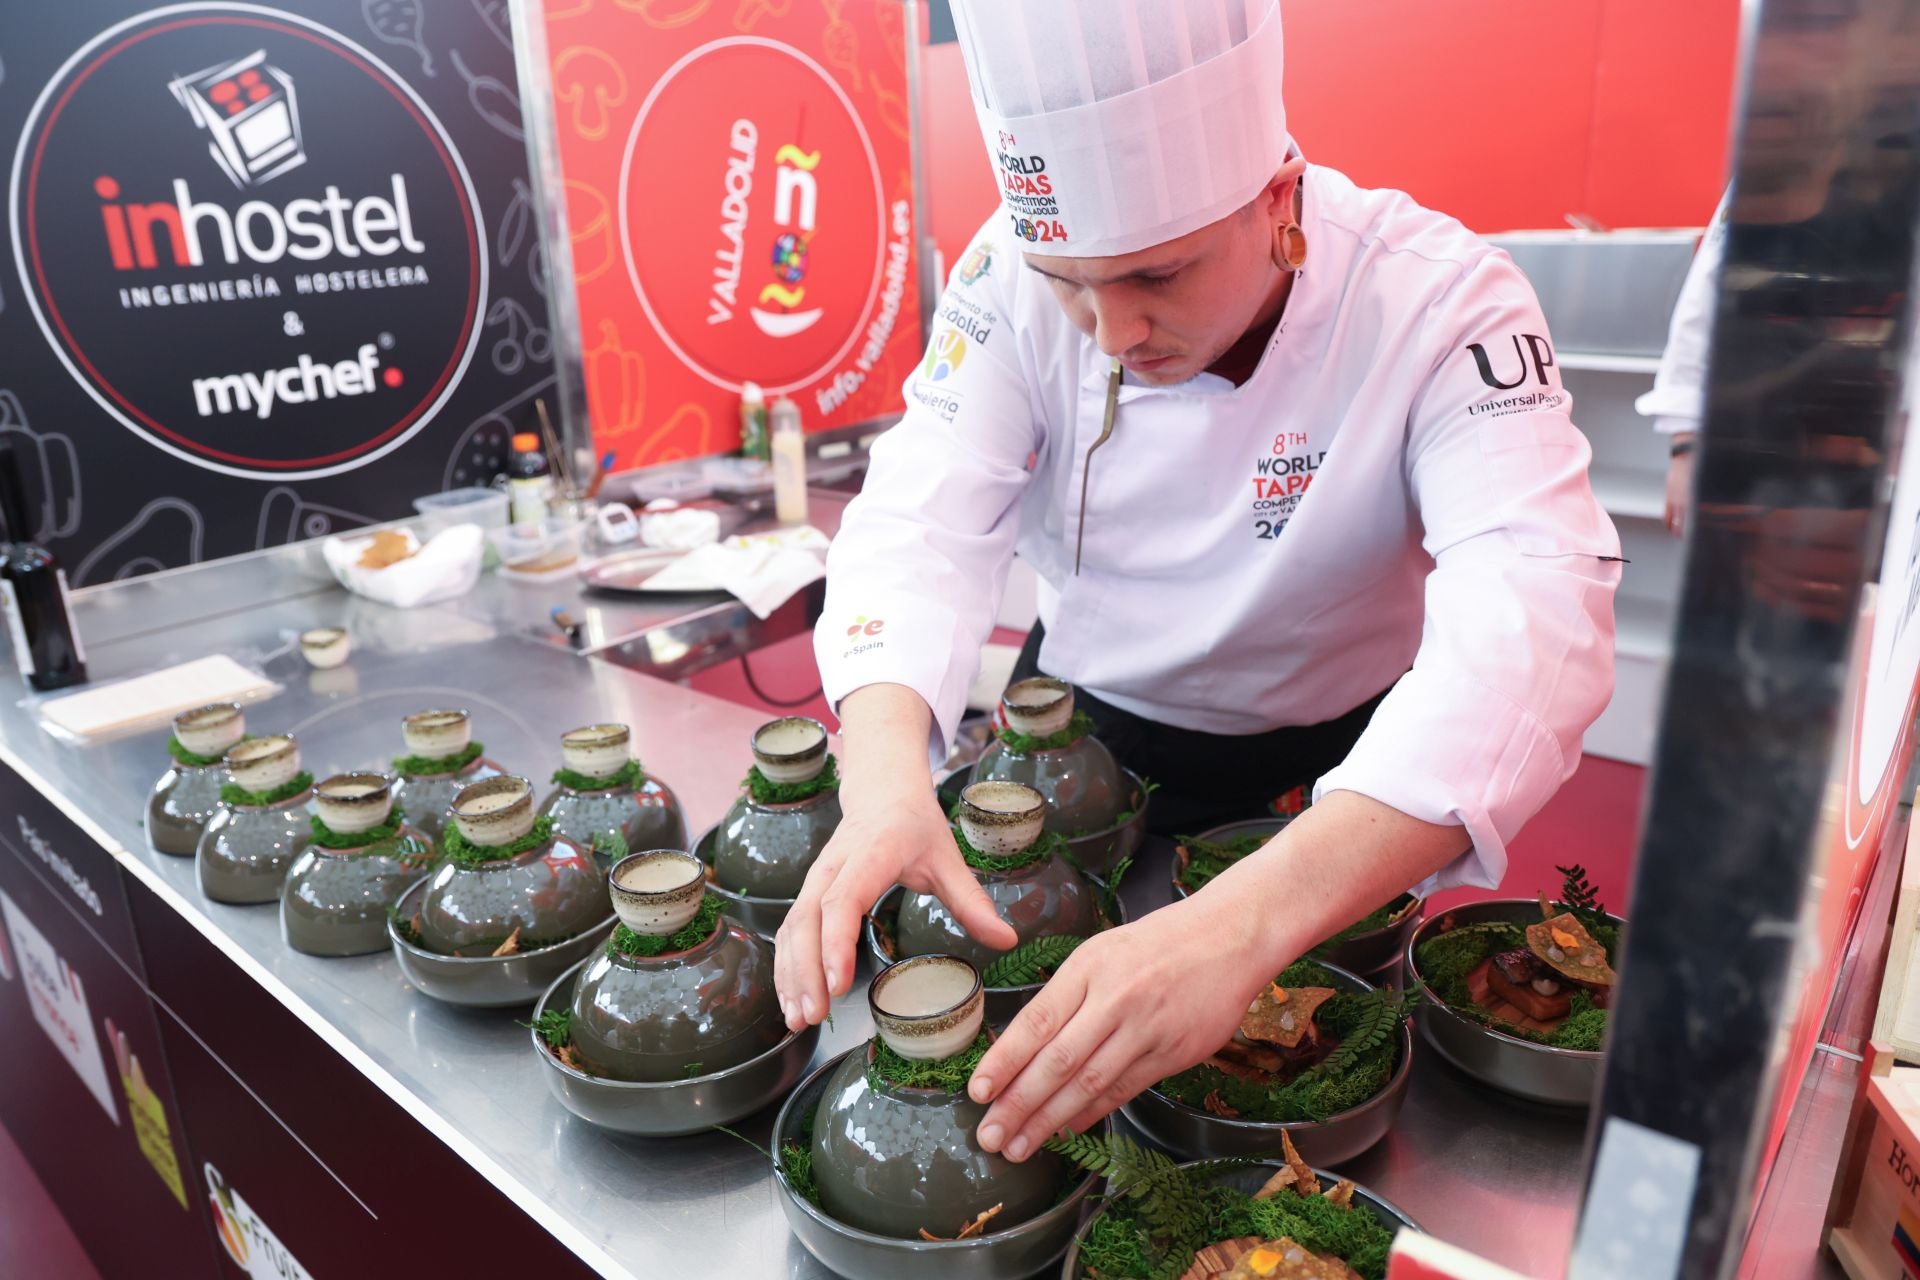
[[1465, 333, 1566, 419]]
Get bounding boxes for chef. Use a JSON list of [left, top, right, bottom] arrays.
[[775, 0, 1620, 1163]]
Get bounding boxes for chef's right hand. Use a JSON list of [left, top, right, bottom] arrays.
[[774, 684, 1017, 1031]]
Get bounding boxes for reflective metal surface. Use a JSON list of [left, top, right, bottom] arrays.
[[0, 561, 1592, 1277], [1585, 0, 1920, 1275]]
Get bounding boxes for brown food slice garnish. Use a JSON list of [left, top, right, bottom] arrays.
[[1278, 1131, 1320, 1197], [1216, 1237, 1353, 1279], [492, 926, 522, 957], [1241, 985, 1337, 1049], [1525, 912, 1616, 985]]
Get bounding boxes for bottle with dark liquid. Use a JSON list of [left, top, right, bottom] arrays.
[[0, 445, 86, 691]]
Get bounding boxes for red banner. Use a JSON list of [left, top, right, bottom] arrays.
[[544, 0, 921, 466]]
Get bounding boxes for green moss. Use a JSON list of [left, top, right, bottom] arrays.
[[954, 823, 1067, 873], [220, 772, 313, 808], [441, 815, 554, 870], [1070, 1169, 1400, 1280], [868, 1029, 991, 1093], [551, 759, 645, 792], [307, 807, 408, 851], [1174, 832, 1265, 893], [1156, 962, 1408, 1124], [1210, 1182, 1397, 1280], [1414, 917, 1613, 1050], [995, 709, 1096, 754], [167, 733, 250, 768], [609, 894, 722, 958], [391, 740, 484, 778], [1047, 1131, 1396, 1280], [522, 1007, 571, 1048], [781, 1139, 820, 1208], [744, 755, 839, 805], [387, 903, 425, 947]]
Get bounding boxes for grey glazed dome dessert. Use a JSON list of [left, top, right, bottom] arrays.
[[969, 679, 1127, 836], [564, 850, 785, 1081]]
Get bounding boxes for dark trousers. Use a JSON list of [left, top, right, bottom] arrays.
[[1009, 623, 1389, 836]]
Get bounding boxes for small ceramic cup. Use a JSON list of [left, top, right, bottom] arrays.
[[403, 709, 471, 758], [608, 849, 706, 936], [561, 723, 632, 779], [175, 702, 245, 759], [956, 781, 1046, 856], [451, 776, 535, 846], [1001, 677, 1074, 739], [225, 735, 302, 795], [300, 627, 351, 669], [870, 954, 985, 1062], [313, 772, 395, 835], [751, 716, 828, 785]]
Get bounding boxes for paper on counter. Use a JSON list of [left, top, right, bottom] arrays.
[[638, 526, 828, 619], [38, 654, 277, 740]]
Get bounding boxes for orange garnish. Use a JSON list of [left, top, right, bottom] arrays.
[[1248, 1247, 1283, 1275], [1550, 926, 1579, 950], [1270, 984, 1289, 1003]]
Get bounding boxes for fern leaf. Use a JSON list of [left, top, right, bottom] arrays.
[[982, 934, 1084, 987]]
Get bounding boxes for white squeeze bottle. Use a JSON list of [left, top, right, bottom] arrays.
[[770, 395, 808, 524]]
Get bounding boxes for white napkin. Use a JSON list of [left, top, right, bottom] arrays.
[[40, 655, 276, 740], [322, 524, 484, 609], [642, 526, 828, 618]]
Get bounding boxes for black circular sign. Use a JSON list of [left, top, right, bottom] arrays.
[[9, 4, 486, 479]]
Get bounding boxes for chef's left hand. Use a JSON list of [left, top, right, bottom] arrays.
[[966, 889, 1275, 1161]]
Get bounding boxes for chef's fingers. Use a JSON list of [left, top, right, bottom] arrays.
[[999, 1029, 1143, 1162], [971, 964, 1092, 1131], [928, 854, 1019, 952], [775, 855, 840, 1029], [817, 853, 897, 1001], [1059, 1059, 1163, 1141]]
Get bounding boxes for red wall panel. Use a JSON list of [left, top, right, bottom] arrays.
[[920, 0, 1740, 272]]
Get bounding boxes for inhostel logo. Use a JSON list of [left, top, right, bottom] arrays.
[[10, 5, 486, 479]]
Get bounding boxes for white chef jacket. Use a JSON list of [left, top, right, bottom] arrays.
[[815, 161, 1621, 893], [1635, 195, 1729, 435]]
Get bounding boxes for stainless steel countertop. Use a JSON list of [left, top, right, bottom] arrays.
[[0, 566, 1589, 1279]]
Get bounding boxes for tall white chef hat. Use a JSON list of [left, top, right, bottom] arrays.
[[949, 0, 1288, 259]]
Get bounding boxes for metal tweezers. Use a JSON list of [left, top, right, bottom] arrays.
[[1075, 358, 1124, 575]]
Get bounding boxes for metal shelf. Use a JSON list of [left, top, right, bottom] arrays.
[[1560, 351, 1664, 375]]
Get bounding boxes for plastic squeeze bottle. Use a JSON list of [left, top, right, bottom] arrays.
[[770, 396, 808, 525]]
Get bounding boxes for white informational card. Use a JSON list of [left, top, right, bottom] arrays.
[[0, 889, 118, 1123]]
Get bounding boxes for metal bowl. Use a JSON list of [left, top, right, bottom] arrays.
[[865, 884, 1129, 1026], [527, 955, 821, 1136], [773, 1047, 1106, 1280], [1121, 959, 1413, 1166], [1405, 898, 1620, 1107], [386, 879, 616, 1009], [1171, 818, 1425, 976], [936, 768, 1150, 880], [692, 822, 792, 938], [1060, 1158, 1420, 1278]]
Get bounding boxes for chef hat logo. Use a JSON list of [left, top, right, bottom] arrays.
[[950, 0, 1289, 259]]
